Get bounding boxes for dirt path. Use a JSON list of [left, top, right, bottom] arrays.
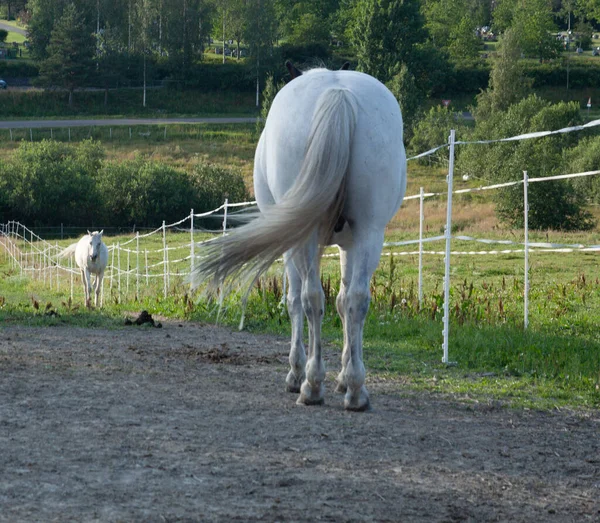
[[0, 321, 598, 522]]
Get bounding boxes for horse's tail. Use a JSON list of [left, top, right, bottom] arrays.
[[59, 242, 78, 259], [191, 87, 358, 297]]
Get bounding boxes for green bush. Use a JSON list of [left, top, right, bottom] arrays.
[[97, 157, 197, 228], [0, 139, 103, 227], [190, 162, 250, 211], [0, 140, 251, 228], [459, 95, 595, 230]]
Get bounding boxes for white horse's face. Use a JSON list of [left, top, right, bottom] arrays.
[[88, 231, 103, 262]]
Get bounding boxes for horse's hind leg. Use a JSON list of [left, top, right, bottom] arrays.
[[336, 230, 385, 411], [294, 240, 326, 406], [285, 253, 306, 393]]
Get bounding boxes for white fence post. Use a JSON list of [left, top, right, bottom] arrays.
[[70, 256, 74, 301], [418, 186, 424, 310], [162, 221, 167, 298], [442, 130, 456, 365], [523, 170, 530, 330], [126, 248, 130, 297], [222, 198, 229, 236], [109, 245, 115, 291], [136, 232, 140, 300], [190, 209, 195, 289], [117, 242, 121, 298], [145, 250, 149, 285]]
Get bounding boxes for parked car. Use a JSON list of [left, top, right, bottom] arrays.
[[0, 80, 7, 89]]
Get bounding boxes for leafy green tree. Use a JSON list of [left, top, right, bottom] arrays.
[[27, 0, 70, 60], [475, 28, 531, 119], [386, 64, 424, 140], [563, 136, 600, 204], [459, 95, 594, 230], [409, 105, 468, 161], [491, 0, 518, 32], [578, 0, 600, 23], [256, 73, 284, 135], [447, 16, 482, 61], [37, 3, 96, 107], [512, 0, 561, 62], [0, 0, 27, 21], [423, 0, 487, 54], [351, 0, 427, 83]]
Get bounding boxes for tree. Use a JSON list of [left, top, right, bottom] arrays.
[[27, 0, 70, 60], [350, 0, 427, 83], [491, 0, 518, 33], [0, 0, 27, 21], [37, 3, 96, 107], [245, 0, 279, 106], [386, 64, 424, 140], [475, 28, 531, 119], [459, 95, 594, 230], [409, 105, 468, 160], [511, 0, 561, 62], [447, 16, 482, 61]]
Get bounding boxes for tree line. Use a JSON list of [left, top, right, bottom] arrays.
[[20, 0, 600, 106]]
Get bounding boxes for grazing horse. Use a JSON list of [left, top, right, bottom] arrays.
[[60, 231, 108, 308], [193, 64, 406, 411]]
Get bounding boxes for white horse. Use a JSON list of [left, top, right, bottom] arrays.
[[193, 64, 407, 411], [60, 231, 109, 308]]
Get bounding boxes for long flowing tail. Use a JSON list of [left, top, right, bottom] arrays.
[[59, 243, 78, 259], [191, 87, 358, 296]]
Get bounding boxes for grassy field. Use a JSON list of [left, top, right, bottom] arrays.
[[1, 122, 600, 410]]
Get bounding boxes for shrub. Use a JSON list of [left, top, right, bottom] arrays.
[[0, 140, 104, 226], [190, 162, 250, 211], [459, 95, 595, 230], [97, 157, 197, 228]]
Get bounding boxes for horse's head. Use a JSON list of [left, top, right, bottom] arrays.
[[87, 230, 104, 262]]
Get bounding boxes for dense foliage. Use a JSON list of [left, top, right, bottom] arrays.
[[0, 140, 250, 228], [458, 95, 595, 230]]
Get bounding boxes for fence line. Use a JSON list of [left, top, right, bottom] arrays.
[[2, 119, 600, 363]]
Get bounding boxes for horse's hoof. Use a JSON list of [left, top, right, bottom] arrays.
[[344, 388, 371, 412], [335, 381, 347, 394], [344, 399, 371, 412], [286, 371, 304, 394], [296, 395, 325, 406], [296, 381, 324, 406]]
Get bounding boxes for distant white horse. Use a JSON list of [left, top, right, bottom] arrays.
[[60, 231, 109, 308], [192, 63, 407, 411]]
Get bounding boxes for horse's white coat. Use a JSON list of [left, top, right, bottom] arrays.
[[193, 68, 406, 411], [60, 231, 108, 308]]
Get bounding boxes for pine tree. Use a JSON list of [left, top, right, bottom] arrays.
[[38, 3, 95, 107]]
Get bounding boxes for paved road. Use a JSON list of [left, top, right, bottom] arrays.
[[0, 117, 258, 129], [0, 21, 26, 36]]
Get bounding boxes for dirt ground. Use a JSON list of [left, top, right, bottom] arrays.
[[0, 320, 599, 522]]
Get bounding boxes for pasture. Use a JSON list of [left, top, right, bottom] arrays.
[[1, 121, 600, 519]]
